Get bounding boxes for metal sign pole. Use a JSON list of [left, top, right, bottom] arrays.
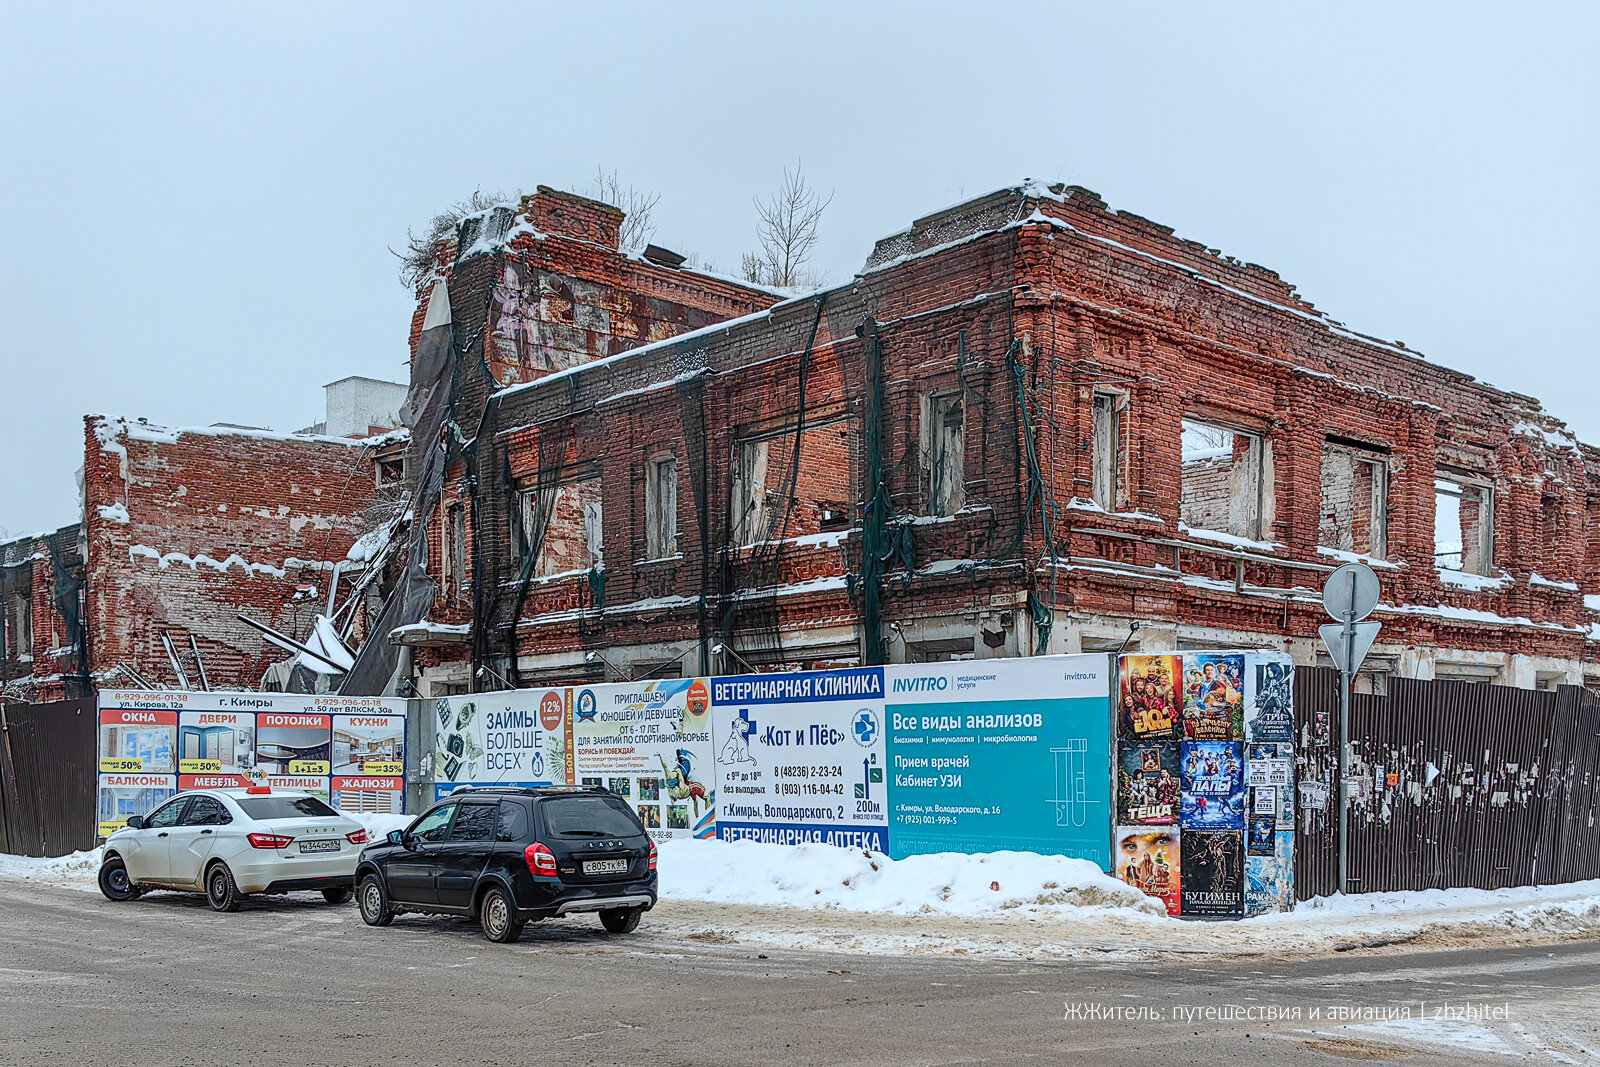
[[1339, 599, 1354, 896]]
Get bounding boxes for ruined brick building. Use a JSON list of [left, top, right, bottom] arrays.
[[2, 382, 409, 702], [388, 181, 1600, 698]]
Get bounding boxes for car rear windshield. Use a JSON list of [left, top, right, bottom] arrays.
[[237, 796, 339, 820], [541, 795, 643, 837]]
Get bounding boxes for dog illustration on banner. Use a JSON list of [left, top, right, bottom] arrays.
[[658, 750, 710, 819]]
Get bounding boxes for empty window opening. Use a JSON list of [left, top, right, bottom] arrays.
[[1092, 391, 1126, 511], [908, 638, 976, 662], [8, 594, 31, 655], [376, 456, 404, 488], [1319, 444, 1388, 559], [1434, 477, 1493, 575], [1180, 420, 1266, 541], [922, 393, 966, 517], [645, 455, 679, 559], [446, 503, 467, 594], [731, 420, 853, 547], [520, 477, 603, 577]]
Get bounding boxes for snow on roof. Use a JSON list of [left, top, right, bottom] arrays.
[[91, 414, 390, 450]]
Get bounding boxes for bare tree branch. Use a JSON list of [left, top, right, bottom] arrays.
[[392, 187, 517, 290], [590, 168, 661, 253], [746, 160, 832, 288]]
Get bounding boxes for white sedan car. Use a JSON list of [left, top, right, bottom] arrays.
[[98, 788, 369, 911]]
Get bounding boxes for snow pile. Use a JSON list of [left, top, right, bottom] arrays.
[[95, 503, 130, 525], [1273, 879, 1600, 938], [0, 848, 103, 892], [657, 838, 1164, 917]]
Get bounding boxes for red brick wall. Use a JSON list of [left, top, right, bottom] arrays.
[[82, 417, 389, 691]]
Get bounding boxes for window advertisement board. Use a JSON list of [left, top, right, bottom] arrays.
[[430, 690, 570, 801], [96, 692, 410, 838], [573, 678, 716, 841], [710, 668, 888, 851], [884, 656, 1114, 868]]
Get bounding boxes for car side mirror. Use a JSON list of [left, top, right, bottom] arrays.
[[124, 815, 144, 830], [386, 830, 404, 846]]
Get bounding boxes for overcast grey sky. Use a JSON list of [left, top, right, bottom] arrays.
[[1, 2, 1594, 535]]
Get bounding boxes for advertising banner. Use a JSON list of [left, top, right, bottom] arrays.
[[1180, 740, 1245, 830], [431, 690, 569, 799], [884, 656, 1113, 868], [1181, 829, 1244, 917], [1117, 654, 1182, 741], [1115, 826, 1181, 915], [1181, 652, 1244, 741], [1244, 653, 1295, 742], [332, 712, 407, 812], [96, 692, 409, 836], [573, 678, 716, 841], [711, 667, 888, 851], [1117, 741, 1180, 826]]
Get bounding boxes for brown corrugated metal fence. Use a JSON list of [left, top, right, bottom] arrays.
[[1294, 667, 1600, 898], [0, 699, 96, 856]]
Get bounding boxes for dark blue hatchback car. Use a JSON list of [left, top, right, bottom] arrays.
[[354, 785, 657, 942]]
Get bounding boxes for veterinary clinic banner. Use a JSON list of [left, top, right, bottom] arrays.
[[572, 678, 716, 841], [431, 690, 569, 800], [884, 655, 1114, 868], [96, 691, 409, 837], [710, 667, 889, 851]]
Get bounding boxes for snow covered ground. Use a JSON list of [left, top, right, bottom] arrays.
[[5, 834, 1596, 960]]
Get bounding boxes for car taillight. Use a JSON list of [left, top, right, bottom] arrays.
[[524, 841, 557, 877], [247, 833, 293, 849], [346, 829, 368, 844], [648, 839, 657, 871]]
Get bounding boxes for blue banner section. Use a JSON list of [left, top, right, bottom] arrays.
[[711, 668, 884, 706], [884, 659, 1114, 869], [716, 820, 887, 852]]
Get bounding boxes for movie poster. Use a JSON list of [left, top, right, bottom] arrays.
[[1182, 652, 1244, 740], [1180, 740, 1245, 829], [1118, 742, 1180, 825], [1115, 827, 1181, 916], [1244, 830, 1295, 916], [1247, 814, 1276, 855], [1118, 655, 1182, 741], [1244, 654, 1294, 742], [1181, 829, 1243, 917]]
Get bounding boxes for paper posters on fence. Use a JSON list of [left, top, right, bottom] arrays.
[[1180, 740, 1245, 830], [1245, 830, 1295, 916], [1182, 829, 1244, 917], [885, 656, 1113, 867], [711, 667, 888, 851], [574, 678, 716, 840], [1182, 652, 1244, 741], [432, 690, 568, 796], [1118, 654, 1182, 741], [1118, 741, 1179, 825], [1243, 653, 1294, 742], [1116, 826, 1181, 915]]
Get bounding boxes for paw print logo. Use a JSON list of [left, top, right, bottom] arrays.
[[851, 708, 880, 748]]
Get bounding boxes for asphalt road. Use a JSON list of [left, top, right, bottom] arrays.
[[1, 884, 1597, 1066]]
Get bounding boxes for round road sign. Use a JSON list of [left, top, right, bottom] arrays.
[[1323, 562, 1380, 622]]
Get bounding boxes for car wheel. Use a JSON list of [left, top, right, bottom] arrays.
[[205, 863, 243, 912], [599, 906, 642, 934], [358, 874, 394, 927], [479, 886, 523, 944], [97, 857, 141, 902], [322, 886, 354, 905]]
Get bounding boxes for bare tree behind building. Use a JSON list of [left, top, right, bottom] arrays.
[[744, 161, 832, 288], [590, 168, 660, 253]]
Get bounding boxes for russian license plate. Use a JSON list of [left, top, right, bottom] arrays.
[[583, 858, 628, 875], [299, 839, 340, 854]]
